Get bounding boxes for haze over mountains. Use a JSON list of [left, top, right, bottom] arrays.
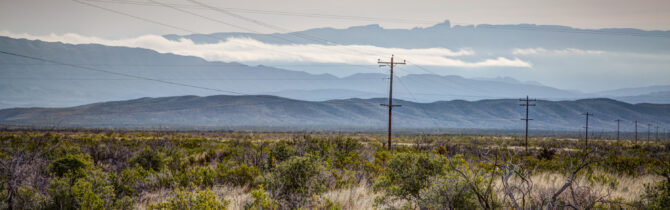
[[1, 95, 668, 131], [1, 35, 669, 109]]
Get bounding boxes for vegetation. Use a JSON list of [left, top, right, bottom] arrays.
[[0, 130, 668, 209]]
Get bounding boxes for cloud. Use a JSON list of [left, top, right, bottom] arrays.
[[1, 31, 531, 68], [512, 47, 604, 55], [512, 48, 548, 55]]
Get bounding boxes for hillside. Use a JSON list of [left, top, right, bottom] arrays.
[[1, 95, 668, 131], [1, 36, 597, 108]]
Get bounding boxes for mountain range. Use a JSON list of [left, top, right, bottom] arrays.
[[165, 20, 670, 53], [1, 36, 669, 109], [1, 95, 668, 131]]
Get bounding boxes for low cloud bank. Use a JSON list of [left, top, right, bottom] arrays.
[[512, 47, 604, 55], [1, 31, 531, 68]]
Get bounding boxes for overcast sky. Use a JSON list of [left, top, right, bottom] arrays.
[[2, 0, 670, 38]]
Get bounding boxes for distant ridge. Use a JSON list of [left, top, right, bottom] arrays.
[[165, 19, 670, 52], [1, 95, 668, 131]]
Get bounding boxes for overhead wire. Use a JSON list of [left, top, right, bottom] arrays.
[[0, 50, 244, 95], [138, 0, 449, 96], [1, 0, 575, 126], [84, 0, 436, 24], [145, 0, 500, 98], [35, 0, 642, 104], [0, 50, 396, 109], [85, 0, 670, 38], [70, 0, 540, 102]]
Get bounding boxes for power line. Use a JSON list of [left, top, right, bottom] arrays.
[[0, 50, 244, 95], [78, 0, 484, 104], [75, 0, 587, 104], [166, 0, 374, 57], [146, 0, 298, 44], [85, 0, 670, 38], [186, 0, 334, 44], [0, 77, 385, 81], [72, 0, 311, 59], [72, 0, 202, 38], [393, 67, 444, 130], [84, 0, 436, 24]]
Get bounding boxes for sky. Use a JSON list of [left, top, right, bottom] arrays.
[[1, 0, 670, 92], [2, 0, 670, 38]]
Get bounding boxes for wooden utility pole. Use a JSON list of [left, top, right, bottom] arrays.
[[635, 120, 638, 143], [378, 55, 405, 150], [583, 112, 593, 146], [615, 119, 622, 141], [647, 123, 652, 142], [520, 96, 536, 153]]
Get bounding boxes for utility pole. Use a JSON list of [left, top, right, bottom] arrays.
[[583, 112, 593, 146], [647, 123, 652, 142], [378, 55, 405, 150], [635, 120, 638, 143], [520, 96, 536, 153], [615, 119, 622, 141]]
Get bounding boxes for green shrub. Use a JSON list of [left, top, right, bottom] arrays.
[[72, 179, 106, 209], [48, 176, 78, 209], [641, 164, 670, 209], [129, 147, 165, 171], [266, 142, 295, 169], [373, 152, 446, 205], [148, 187, 229, 210], [111, 166, 148, 197], [332, 137, 362, 169], [265, 156, 325, 209], [49, 153, 92, 178], [245, 185, 278, 210], [15, 186, 48, 209], [177, 166, 216, 187], [418, 173, 478, 209], [218, 164, 260, 187]]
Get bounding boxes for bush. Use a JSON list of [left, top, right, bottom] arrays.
[[265, 156, 325, 209], [129, 147, 165, 171], [373, 152, 446, 206], [177, 166, 216, 187], [332, 137, 361, 169], [418, 173, 477, 209], [15, 186, 48, 209], [148, 187, 229, 210], [537, 146, 556, 160], [218, 164, 260, 187], [49, 168, 134, 210], [49, 153, 92, 178], [111, 166, 148, 197], [245, 185, 278, 210], [48, 176, 78, 209], [641, 164, 670, 209], [266, 142, 295, 169]]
